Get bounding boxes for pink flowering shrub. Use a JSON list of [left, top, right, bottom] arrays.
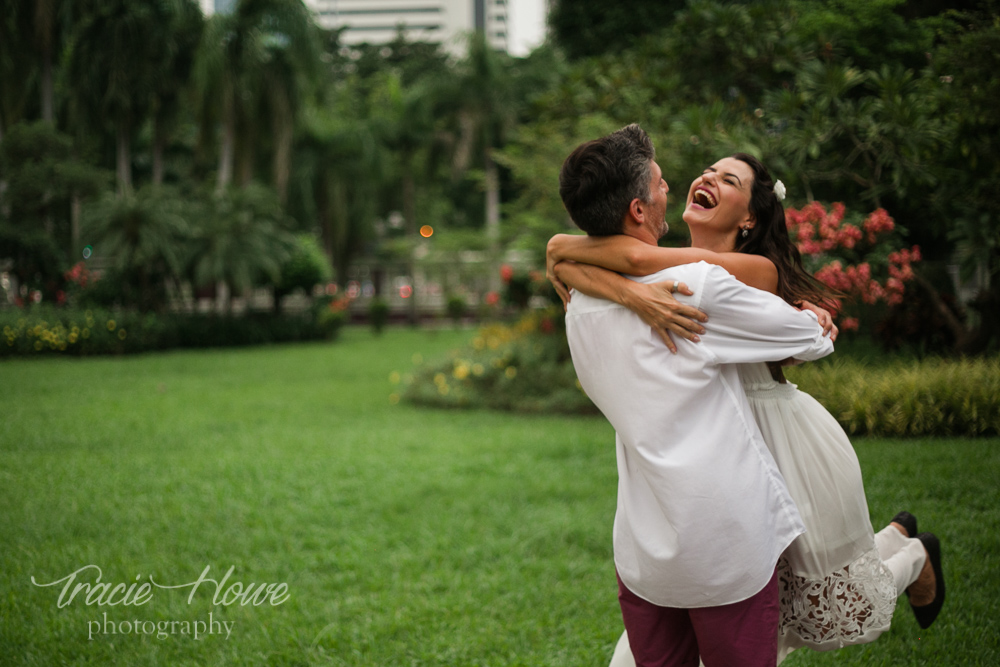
[[785, 202, 921, 329]]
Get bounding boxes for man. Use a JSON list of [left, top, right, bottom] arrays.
[[555, 124, 833, 667]]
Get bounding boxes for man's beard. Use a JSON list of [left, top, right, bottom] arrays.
[[656, 217, 670, 239]]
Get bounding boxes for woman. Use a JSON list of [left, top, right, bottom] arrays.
[[546, 154, 945, 664]]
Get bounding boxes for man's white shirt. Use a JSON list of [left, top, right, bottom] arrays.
[[565, 261, 834, 608]]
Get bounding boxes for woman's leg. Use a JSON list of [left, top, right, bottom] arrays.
[[874, 525, 927, 597]]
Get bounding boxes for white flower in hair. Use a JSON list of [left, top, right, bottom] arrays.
[[773, 180, 786, 201]]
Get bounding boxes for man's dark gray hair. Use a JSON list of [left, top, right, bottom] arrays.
[[558, 123, 655, 236]]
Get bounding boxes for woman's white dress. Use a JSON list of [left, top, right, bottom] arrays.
[[609, 362, 897, 666], [738, 362, 896, 657]]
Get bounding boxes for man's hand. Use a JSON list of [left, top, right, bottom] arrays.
[[623, 281, 707, 353]]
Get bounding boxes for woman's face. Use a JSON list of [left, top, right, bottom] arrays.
[[681, 157, 755, 237]]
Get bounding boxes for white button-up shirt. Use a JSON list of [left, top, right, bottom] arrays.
[[566, 261, 834, 608]]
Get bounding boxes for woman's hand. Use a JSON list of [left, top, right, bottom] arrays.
[[798, 300, 838, 341], [546, 236, 572, 308], [622, 281, 708, 354]]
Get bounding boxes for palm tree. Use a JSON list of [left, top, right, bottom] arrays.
[[149, 0, 203, 186], [64, 0, 170, 195], [369, 70, 445, 322], [186, 185, 295, 312], [82, 186, 190, 311], [193, 0, 319, 197], [453, 33, 517, 290], [292, 106, 382, 289], [33, 0, 66, 124], [0, 2, 39, 136]]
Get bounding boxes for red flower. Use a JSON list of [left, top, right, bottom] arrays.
[[840, 317, 860, 331], [500, 265, 514, 284]]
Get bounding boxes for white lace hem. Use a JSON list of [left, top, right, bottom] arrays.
[[777, 547, 897, 651]]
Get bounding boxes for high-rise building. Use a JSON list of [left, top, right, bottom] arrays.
[[315, 0, 507, 53], [200, 0, 530, 56]]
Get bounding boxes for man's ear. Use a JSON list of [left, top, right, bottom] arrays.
[[628, 197, 645, 225]]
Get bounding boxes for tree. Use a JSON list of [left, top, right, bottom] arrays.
[[453, 33, 519, 290], [0, 2, 41, 136], [82, 186, 189, 311], [0, 121, 107, 292], [291, 106, 382, 288], [186, 185, 295, 312], [549, 0, 686, 60], [923, 3, 1000, 352], [64, 0, 171, 195], [193, 0, 319, 197], [766, 61, 947, 209], [149, 0, 203, 186]]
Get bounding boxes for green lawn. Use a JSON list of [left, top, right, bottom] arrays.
[[1, 327, 997, 665]]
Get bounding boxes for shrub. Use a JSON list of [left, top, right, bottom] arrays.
[[445, 295, 468, 325], [399, 308, 597, 415], [786, 356, 1000, 437], [0, 305, 344, 357], [403, 311, 999, 436], [274, 234, 333, 309], [785, 202, 921, 333], [369, 297, 390, 334]]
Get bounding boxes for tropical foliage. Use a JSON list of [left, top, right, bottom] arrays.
[[0, 0, 997, 354]]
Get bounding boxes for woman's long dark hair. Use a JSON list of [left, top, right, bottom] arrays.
[[731, 153, 836, 308]]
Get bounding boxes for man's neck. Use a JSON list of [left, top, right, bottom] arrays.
[[624, 227, 659, 247]]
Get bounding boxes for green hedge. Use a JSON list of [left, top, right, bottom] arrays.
[[786, 357, 1000, 437], [0, 305, 345, 357], [404, 314, 1000, 437]]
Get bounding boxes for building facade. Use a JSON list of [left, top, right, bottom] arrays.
[[200, 0, 513, 54]]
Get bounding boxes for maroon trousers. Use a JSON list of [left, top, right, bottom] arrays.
[[617, 569, 779, 667]]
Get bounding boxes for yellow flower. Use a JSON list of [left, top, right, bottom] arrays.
[[81, 328, 90, 339], [117, 329, 127, 340], [492, 357, 505, 369], [389, 371, 401, 384], [437, 383, 450, 396], [388, 393, 400, 405], [107, 320, 116, 331], [472, 363, 484, 376], [472, 337, 485, 350], [434, 373, 447, 385], [504, 366, 517, 380], [68, 333, 78, 344], [453, 365, 469, 380]]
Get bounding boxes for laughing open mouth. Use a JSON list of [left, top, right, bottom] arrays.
[[693, 188, 717, 208]]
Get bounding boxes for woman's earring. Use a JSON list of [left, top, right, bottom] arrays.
[[741, 227, 749, 239]]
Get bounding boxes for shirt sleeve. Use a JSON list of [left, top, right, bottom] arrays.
[[692, 264, 834, 365]]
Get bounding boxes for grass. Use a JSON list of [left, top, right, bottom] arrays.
[[1, 325, 998, 665]]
